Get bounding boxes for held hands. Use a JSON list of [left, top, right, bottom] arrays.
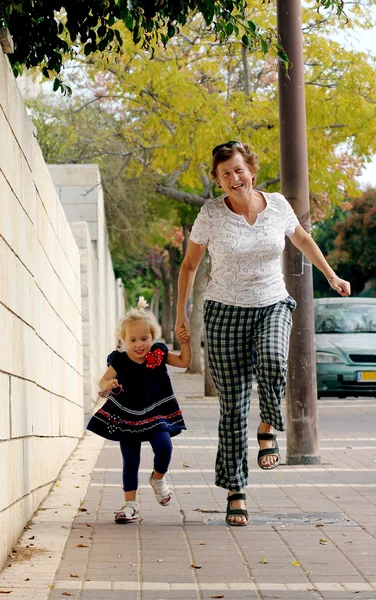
[[175, 316, 191, 345], [328, 275, 351, 297]]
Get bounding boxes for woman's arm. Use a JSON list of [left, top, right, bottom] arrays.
[[289, 224, 351, 296], [99, 365, 118, 392], [175, 240, 207, 341], [166, 341, 192, 369]]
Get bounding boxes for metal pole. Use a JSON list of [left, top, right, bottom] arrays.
[[277, 1, 321, 465]]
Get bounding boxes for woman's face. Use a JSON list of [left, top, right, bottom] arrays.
[[124, 321, 153, 363], [215, 152, 255, 200]]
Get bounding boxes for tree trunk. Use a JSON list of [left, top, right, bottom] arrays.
[[168, 245, 180, 350], [187, 255, 206, 374], [150, 286, 160, 319], [183, 223, 192, 319], [161, 263, 172, 344]]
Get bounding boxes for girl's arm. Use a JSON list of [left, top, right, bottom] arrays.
[[175, 240, 207, 343], [289, 224, 351, 296], [166, 342, 192, 369], [99, 366, 119, 392]]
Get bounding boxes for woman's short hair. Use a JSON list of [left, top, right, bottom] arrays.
[[210, 143, 259, 184]]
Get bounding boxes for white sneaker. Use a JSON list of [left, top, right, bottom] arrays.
[[114, 501, 138, 524], [149, 471, 172, 506]]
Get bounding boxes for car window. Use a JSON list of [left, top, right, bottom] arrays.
[[315, 304, 376, 333]]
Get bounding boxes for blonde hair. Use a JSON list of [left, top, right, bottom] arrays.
[[117, 296, 161, 348]]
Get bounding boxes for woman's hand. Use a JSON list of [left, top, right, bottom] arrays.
[[175, 316, 191, 344], [329, 276, 351, 297]]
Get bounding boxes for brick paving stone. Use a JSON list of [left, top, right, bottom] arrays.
[[81, 593, 138, 600], [3, 372, 376, 600]]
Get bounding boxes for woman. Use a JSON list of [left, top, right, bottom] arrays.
[[175, 141, 350, 526]]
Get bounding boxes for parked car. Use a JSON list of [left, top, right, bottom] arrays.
[[314, 297, 376, 398]]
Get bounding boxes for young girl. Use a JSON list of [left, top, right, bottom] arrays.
[[87, 297, 191, 524]]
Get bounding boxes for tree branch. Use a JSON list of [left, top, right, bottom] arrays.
[[256, 176, 280, 190], [156, 184, 205, 207]]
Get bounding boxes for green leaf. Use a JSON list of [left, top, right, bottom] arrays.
[[260, 38, 268, 54], [248, 20, 257, 33], [225, 22, 233, 36], [84, 42, 92, 56], [53, 77, 60, 92], [242, 34, 249, 46], [167, 22, 175, 38]]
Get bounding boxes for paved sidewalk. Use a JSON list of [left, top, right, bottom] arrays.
[[1, 370, 376, 600]]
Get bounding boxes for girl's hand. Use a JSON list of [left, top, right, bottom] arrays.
[[175, 316, 191, 344], [329, 276, 351, 297], [102, 378, 119, 392]]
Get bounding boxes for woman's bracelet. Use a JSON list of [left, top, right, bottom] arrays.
[[327, 274, 338, 284]]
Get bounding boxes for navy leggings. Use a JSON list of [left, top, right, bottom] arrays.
[[119, 430, 173, 492]]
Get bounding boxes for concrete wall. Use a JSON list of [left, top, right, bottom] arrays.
[[0, 47, 124, 568], [0, 46, 83, 567], [48, 165, 125, 413]]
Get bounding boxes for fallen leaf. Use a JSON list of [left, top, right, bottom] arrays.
[[61, 526, 69, 529], [199, 542, 206, 546], [211, 596, 225, 599], [315, 524, 324, 527], [292, 561, 300, 566], [62, 594, 73, 597], [191, 563, 202, 569], [0, 592, 12, 595], [29, 536, 35, 540], [76, 544, 88, 548], [86, 523, 94, 527], [182, 462, 191, 468], [260, 557, 268, 564], [25, 578, 30, 581], [55, 484, 60, 487], [319, 538, 328, 545], [69, 573, 79, 578], [129, 562, 135, 566], [78, 508, 87, 512]]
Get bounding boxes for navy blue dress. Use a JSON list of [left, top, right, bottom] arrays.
[[87, 342, 186, 442]]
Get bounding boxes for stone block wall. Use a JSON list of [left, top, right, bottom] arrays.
[[0, 47, 83, 566], [0, 47, 124, 569], [49, 165, 125, 413]]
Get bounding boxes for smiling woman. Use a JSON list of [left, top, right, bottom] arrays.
[[174, 141, 351, 527]]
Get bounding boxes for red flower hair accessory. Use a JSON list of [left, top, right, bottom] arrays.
[[145, 348, 164, 369]]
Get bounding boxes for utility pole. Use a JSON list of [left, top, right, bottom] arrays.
[[277, 1, 321, 465]]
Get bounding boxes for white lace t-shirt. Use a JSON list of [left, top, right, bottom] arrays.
[[190, 192, 299, 308]]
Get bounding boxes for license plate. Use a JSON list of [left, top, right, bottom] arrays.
[[356, 371, 376, 382]]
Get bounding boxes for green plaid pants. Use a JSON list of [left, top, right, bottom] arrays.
[[203, 297, 296, 491]]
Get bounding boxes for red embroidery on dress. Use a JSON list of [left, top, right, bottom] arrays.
[[145, 348, 165, 369]]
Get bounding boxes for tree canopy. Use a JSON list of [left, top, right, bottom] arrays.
[[28, 5, 375, 214], [329, 189, 376, 282], [0, 0, 346, 92]]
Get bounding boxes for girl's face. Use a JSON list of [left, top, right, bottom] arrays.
[[124, 320, 153, 363], [216, 152, 255, 201]]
